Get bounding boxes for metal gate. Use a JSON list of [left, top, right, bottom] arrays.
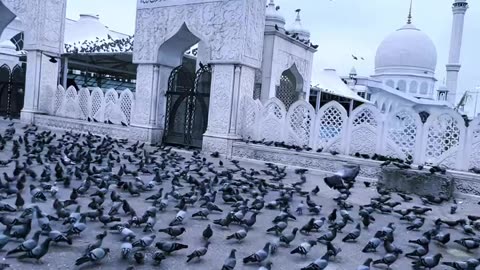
[[0, 64, 25, 119], [163, 64, 212, 148]]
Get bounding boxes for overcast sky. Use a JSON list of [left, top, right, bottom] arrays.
[[66, 0, 480, 95]]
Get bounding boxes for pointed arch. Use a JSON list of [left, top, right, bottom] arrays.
[[315, 101, 348, 152], [348, 104, 382, 156]]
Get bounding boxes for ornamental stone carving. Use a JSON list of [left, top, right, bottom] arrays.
[[1, 0, 66, 53], [133, 0, 264, 68]]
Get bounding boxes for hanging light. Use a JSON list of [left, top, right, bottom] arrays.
[[49, 57, 58, 63]]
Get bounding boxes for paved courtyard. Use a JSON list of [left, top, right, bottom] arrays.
[[0, 120, 479, 270]]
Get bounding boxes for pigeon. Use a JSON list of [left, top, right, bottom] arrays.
[[132, 234, 156, 249], [0, 234, 10, 250], [155, 241, 188, 254], [442, 258, 480, 270], [202, 224, 213, 240], [290, 240, 317, 256], [7, 230, 41, 256], [222, 249, 236, 270], [279, 227, 298, 246], [243, 243, 270, 264], [433, 232, 450, 245], [16, 238, 52, 263], [372, 250, 401, 269], [406, 243, 429, 259], [317, 228, 337, 243], [300, 251, 332, 270], [412, 253, 443, 269], [158, 227, 186, 239], [48, 230, 72, 245], [152, 251, 166, 265], [121, 242, 133, 259], [357, 258, 373, 270], [342, 223, 361, 242], [134, 251, 145, 264], [226, 228, 248, 242], [454, 238, 480, 251], [186, 242, 210, 262], [362, 237, 382, 253], [75, 247, 110, 266]]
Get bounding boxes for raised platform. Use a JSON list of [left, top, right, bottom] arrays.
[[231, 142, 480, 197], [379, 167, 454, 198], [34, 114, 160, 142]]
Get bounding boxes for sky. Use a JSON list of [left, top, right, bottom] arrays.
[[66, 0, 480, 96]]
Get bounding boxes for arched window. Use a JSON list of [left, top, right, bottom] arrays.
[[10, 32, 24, 51], [386, 80, 395, 88], [420, 82, 428, 95], [276, 66, 303, 110], [409, 81, 418, 93], [397, 80, 406, 92]]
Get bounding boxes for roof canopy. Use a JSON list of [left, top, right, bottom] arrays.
[[64, 52, 136, 77], [312, 69, 370, 103]]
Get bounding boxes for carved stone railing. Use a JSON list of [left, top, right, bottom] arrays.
[[240, 96, 475, 172], [52, 85, 134, 125]]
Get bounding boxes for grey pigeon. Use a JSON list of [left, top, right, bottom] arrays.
[[222, 249, 236, 270], [300, 250, 333, 270], [75, 247, 110, 265], [243, 243, 270, 264], [132, 234, 156, 248], [17, 238, 52, 263], [186, 242, 210, 262], [357, 258, 373, 270], [412, 253, 443, 269], [226, 228, 248, 242], [290, 240, 317, 256]]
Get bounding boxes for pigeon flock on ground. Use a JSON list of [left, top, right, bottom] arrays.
[[0, 120, 479, 269]]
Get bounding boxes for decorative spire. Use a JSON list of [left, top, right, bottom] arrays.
[[407, 0, 413, 24], [295, 8, 302, 22]]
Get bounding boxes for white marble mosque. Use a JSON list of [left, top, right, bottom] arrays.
[[2, 0, 480, 195]]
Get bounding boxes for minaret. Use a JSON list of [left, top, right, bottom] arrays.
[[446, 0, 468, 106]]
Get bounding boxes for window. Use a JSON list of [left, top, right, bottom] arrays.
[[276, 69, 297, 110], [397, 80, 406, 92], [409, 81, 418, 93], [386, 80, 395, 88], [420, 82, 428, 95], [10, 32, 24, 51]]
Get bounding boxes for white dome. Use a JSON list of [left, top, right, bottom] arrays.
[[265, 0, 285, 28], [65, 14, 112, 44], [288, 11, 310, 40], [375, 24, 437, 75]]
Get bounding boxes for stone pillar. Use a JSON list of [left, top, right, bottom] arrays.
[[202, 64, 255, 157], [22, 51, 60, 122], [130, 64, 171, 142], [1, 0, 68, 123]]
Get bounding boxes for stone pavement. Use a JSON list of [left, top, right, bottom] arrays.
[[0, 119, 478, 270]]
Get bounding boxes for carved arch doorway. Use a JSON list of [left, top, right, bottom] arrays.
[[0, 64, 25, 119], [163, 64, 212, 148], [276, 66, 304, 110]]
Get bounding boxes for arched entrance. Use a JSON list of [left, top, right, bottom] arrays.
[[276, 65, 304, 110], [131, 1, 264, 154], [0, 64, 25, 118], [163, 62, 212, 148]]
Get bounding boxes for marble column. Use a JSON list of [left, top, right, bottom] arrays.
[[202, 64, 255, 157], [2, 0, 68, 123], [130, 64, 173, 143]]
